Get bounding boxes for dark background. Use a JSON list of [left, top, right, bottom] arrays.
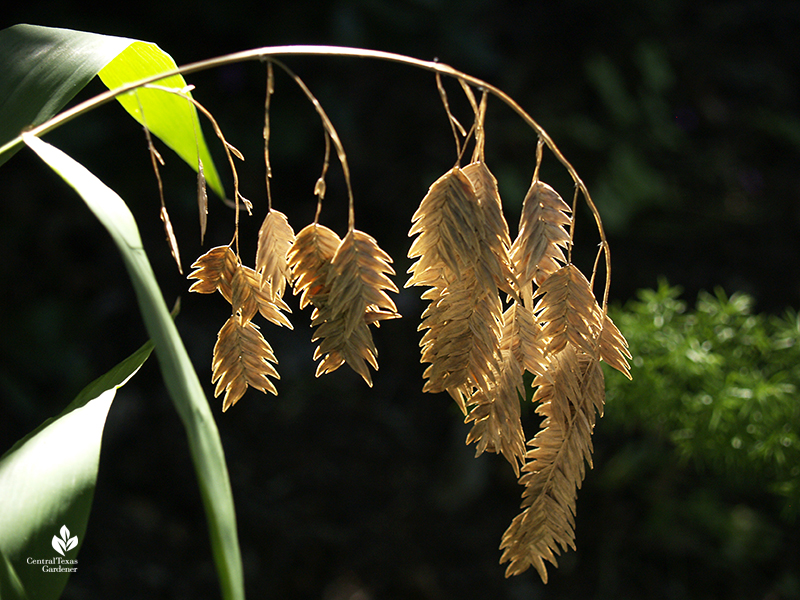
[[2, 1, 799, 598]]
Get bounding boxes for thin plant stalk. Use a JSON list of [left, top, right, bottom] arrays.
[[1, 45, 611, 308]]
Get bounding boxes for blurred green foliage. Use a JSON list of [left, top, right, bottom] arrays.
[[606, 280, 800, 518]]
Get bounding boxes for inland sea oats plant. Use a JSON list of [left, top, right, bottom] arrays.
[[0, 24, 631, 598]]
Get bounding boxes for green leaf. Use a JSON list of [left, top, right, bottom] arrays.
[[0, 341, 153, 600], [0, 25, 224, 199], [97, 41, 224, 199], [0, 547, 28, 600], [22, 133, 245, 600], [0, 24, 131, 165]]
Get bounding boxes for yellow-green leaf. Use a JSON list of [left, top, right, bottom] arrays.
[[98, 41, 224, 198]]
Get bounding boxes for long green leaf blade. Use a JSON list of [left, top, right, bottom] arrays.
[[98, 41, 224, 198], [21, 132, 244, 600], [0, 341, 153, 600]]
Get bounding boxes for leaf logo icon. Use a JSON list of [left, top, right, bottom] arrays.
[[51, 525, 78, 556]]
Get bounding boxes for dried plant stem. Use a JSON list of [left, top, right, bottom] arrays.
[[531, 139, 544, 185], [567, 186, 580, 265], [142, 83, 247, 255], [314, 133, 331, 223], [9, 45, 611, 306], [436, 72, 466, 162], [264, 62, 275, 210], [472, 89, 489, 162], [267, 58, 356, 231], [135, 91, 183, 274]]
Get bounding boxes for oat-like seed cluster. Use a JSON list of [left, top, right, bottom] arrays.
[[185, 64, 631, 583]]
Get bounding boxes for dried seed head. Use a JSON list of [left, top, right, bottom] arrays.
[[510, 180, 572, 289], [211, 315, 280, 411], [256, 209, 296, 301], [188, 245, 238, 302]]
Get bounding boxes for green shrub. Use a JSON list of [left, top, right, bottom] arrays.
[[606, 280, 800, 517]]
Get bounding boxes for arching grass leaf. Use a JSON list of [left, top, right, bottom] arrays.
[[0, 341, 153, 600], [21, 133, 244, 600]]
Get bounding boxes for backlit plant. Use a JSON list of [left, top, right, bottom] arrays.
[[0, 24, 630, 598]]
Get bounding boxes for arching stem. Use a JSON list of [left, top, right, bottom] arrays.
[[7, 44, 611, 306]]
